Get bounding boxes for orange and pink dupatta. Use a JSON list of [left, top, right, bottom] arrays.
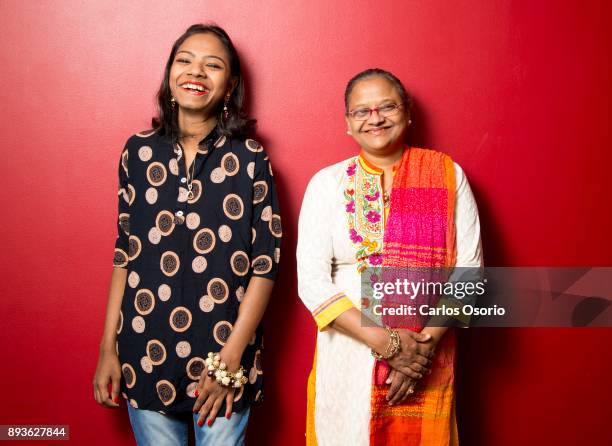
[[369, 148, 459, 446]]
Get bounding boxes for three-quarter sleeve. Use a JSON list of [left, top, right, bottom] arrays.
[[249, 152, 281, 281], [453, 163, 483, 268], [297, 170, 355, 330], [113, 148, 130, 268]]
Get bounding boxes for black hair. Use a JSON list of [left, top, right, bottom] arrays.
[[152, 23, 255, 139], [344, 68, 412, 114]]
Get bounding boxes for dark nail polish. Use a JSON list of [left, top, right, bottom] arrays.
[[195, 390, 199, 397], [113, 396, 120, 404], [226, 413, 231, 420], [197, 420, 204, 427], [207, 419, 213, 427]]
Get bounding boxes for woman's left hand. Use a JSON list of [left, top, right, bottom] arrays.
[[385, 369, 416, 405], [193, 373, 236, 427]]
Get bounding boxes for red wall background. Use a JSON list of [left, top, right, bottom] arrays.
[[1, 1, 611, 444]]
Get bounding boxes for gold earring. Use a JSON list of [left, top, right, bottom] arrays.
[[223, 94, 230, 120]]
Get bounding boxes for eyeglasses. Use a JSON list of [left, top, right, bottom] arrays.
[[346, 103, 403, 121]]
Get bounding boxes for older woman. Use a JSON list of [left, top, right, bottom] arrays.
[[297, 68, 482, 445], [93, 24, 281, 446]]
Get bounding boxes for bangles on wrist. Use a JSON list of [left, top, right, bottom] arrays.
[[371, 327, 401, 360], [205, 352, 248, 388]]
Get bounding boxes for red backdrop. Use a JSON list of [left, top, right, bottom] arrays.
[[1, 1, 611, 444]]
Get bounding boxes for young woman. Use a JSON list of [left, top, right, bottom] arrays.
[[93, 24, 281, 446], [297, 69, 482, 445]]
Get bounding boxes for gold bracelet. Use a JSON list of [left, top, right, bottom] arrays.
[[371, 327, 401, 360]]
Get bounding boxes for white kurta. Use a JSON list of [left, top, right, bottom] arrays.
[[297, 156, 483, 446]]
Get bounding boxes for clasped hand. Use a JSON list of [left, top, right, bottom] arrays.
[[384, 330, 435, 405]]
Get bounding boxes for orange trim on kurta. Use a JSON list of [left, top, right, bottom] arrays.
[[306, 347, 318, 446]]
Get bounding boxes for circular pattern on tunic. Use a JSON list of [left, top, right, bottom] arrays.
[[274, 247, 281, 264], [156, 380, 176, 406], [193, 228, 216, 254], [177, 187, 189, 202], [160, 251, 180, 276], [254, 350, 263, 374], [253, 181, 268, 204], [140, 356, 153, 374], [261, 206, 272, 222], [147, 162, 167, 186], [230, 251, 249, 276], [221, 153, 240, 176], [252, 228, 256, 243], [147, 339, 167, 365], [246, 162, 255, 179], [145, 187, 158, 204], [249, 366, 258, 384], [186, 212, 200, 230], [213, 321, 233, 346], [252, 255, 273, 275], [192, 256, 207, 273], [218, 225, 232, 242], [245, 139, 264, 153], [122, 363, 136, 388], [214, 135, 227, 147], [210, 167, 226, 183], [233, 385, 244, 402], [128, 235, 141, 260], [136, 129, 156, 137], [168, 158, 179, 175], [118, 213, 130, 235], [128, 271, 140, 288], [113, 248, 128, 267], [126, 184, 136, 205], [169, 306, 192, 333], [138, 145, 153, 162], [207, 278, 229, 303], [175, 341, 191, 358], [121, 150, 129, 175], [255, 390, 263, 402], [223, 194, 244, 220], [116, 311, 123, 334], [269, 214, 282, 238], [187, 180, 202, 204], [186, 357, 205, 380], [134, 289, 155, 315], [268, 162, 274, 176], [235, 286, 245, 302], [156, 210, 175, 236], [132, 316, 145, 333], [158, 284, 171, 301], [148, 227, 162, 244], [199, 295, 214, 312], [186, 381, 198, 398]]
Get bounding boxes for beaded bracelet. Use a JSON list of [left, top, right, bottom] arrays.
[[205, 352, 248, 388], [371, 327, 401, 360]]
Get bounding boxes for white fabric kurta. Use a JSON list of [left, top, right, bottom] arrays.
[[297, 156, 483, 446]]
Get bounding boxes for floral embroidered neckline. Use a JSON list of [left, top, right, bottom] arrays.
[[344, 156, 386, 273]]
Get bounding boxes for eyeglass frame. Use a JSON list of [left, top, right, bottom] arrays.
[[346, 103, 404, 121]]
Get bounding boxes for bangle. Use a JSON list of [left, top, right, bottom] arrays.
[[205, 352, 248, 388], [371, 327, 401, 360]]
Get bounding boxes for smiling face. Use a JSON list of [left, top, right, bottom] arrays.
[[168, 32, 234, 117], [345, 76, 409, 156]]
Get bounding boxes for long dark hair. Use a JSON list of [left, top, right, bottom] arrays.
[[344, 68, 412, 114], [152, 23, 255, 139]]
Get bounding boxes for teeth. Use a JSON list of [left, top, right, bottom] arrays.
[[182, 83, 206, 92]]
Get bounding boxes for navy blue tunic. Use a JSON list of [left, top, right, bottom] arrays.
[[113, 127, 281, 414]]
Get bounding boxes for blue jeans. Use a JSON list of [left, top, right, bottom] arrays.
[[127, 405, 250, 446]]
